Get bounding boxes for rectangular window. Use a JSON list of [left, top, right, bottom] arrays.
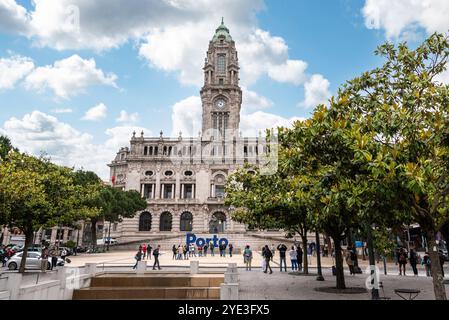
[[217, 55, 226, 74], [215, 185, 225, 198], [163, 184, 173, 199], [219, 78, 224, 85], [143, 184, 153, 199], [184, 184, 194, 199]]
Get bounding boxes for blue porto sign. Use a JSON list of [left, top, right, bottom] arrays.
[[186, 233, 229, 248]]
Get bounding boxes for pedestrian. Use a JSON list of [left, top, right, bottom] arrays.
[[172, 245, 177, 260], [263, 245, 273, 274], [398, 248, 407, 276], [50, 246, 58, 270], [153, 245, 161, 270], [296, 245, 303, 272], [209, 241, 215, 256], [243, 245, 252, 271], [289, 246, 298, 271], [198, 245, 203, 257], [277, 243, 287, 272], [270, 244, 275, 261], [409, 249, 418, 276], [147, 244, 152, 260], [132, 249, 142, 269], [183, 245, 188, 260], [345, 247, 355, 275], [203, 243, 208, 257], [229, 244, 233, 257], [422, 252, 431, 277], [142, 244, 147, 260], [40, 246, 49, 272], [177, 245, 183, 260]]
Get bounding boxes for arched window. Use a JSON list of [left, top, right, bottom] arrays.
[[180, 212, 193, 232], [209, 212, 227, 233], [139, 212, 152, 231], [160, 212, 172, 231]]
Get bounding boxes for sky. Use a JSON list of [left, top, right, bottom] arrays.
[[0, 0, 449, 179]]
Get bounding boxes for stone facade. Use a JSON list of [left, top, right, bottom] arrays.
[[108, 21, 290, 249]]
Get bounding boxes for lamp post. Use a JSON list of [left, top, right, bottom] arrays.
[[315, 231, 324, 281]]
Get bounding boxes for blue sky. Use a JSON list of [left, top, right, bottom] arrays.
[[0, 0, 448, 179]]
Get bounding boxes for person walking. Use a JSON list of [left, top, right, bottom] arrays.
[[422, 252, 431, 277], [409, 249, 418, 276], [40, 246, 49, 272], [277, 243, 288, 272], [152, 245, 161, 270], [296, 245, 303, 272], [142, 244, 147, 260], [172, 245, 177, 260], [132, 249, 142, 269], [203, 243, 208, 257], [398, 248, 408, 276], [50, 246, 58, 270], [263, 245, 273, 274], [345, 247, 355, 275], [289, 246, 298, 271], [229, 244, 233, 257], [243, 245, 253, 271], [209, 241, 215, 256], [147, 244, 152, 260], [183, 245, 188, 260]]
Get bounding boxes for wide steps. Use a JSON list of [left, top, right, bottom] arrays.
[[72, 286, 220, 300]]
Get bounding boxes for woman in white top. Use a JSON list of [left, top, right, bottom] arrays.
[[289, 246, 298, 271]]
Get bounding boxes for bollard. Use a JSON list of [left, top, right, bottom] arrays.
[[190, 260, 199, 274], [136, 261, 147, 274], [220, 283, 239, 300]]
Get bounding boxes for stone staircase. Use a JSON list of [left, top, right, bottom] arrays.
[[72, 273, 223, 300]]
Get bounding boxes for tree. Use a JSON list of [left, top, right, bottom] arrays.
[[0, 152, 87, 272], [339, 33, 449, 300], [0, 136, 17, 161]]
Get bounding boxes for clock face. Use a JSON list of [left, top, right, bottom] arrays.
[[215, 99, 226, 108]]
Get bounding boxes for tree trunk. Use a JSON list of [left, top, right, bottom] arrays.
[[91, 219, 97, 249], [19, 228, 33, 273], [333, 239, 346, 289], [301, 234, 308, 274], [426, 230, 447, 300], [315, 230, 324, 281]]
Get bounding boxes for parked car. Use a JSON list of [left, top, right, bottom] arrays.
[[96, 237, 118, 246], [58, 247, 73, 256], [6, 252, 65, 271]]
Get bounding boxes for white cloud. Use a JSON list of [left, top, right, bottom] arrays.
[[240, 111, 303, 136], [0, 0, 30, 35], [1, 110, 152, 179], [299, 74, 331, 109], [171, 96, 203, 136], [242, 87, 273, 112], [267, 60, 308, 85], [116, 110, 140, 124], [0, 55, 34, 90], [362, 0, 449, 39], [435, 68, 449, 85], [51, 108, 73, 114], [82, 103, 108, 121], [24, 55, 117, 99]]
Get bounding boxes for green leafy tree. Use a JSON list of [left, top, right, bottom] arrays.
[[0, 136, 17, 161]]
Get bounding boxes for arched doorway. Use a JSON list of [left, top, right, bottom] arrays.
[[180, 212, 193, 232], [159, 212, 173, 231], [209, 212, 227, 233], [139, 212, 152, 231]]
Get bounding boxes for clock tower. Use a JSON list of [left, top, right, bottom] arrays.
[[201, 19, 242, 139]]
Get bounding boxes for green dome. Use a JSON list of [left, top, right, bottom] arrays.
[[212, 18, 233, 42]]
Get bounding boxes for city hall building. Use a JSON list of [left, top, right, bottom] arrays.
[[107, 21, 292, 249]]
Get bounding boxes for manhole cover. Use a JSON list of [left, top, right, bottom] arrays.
[[314, 287, 367, 294]]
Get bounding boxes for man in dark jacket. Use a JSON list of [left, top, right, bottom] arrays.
[[296, 245, 304, 271], [263, 245, 273, 274], [153, 245, 161, 270], [277, 244, 288, 272], [409, 249, 418, 276]]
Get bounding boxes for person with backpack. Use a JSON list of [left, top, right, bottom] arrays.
[[345, 247, 355, 275], [409, 249, 418, 276], [152, 245, 161, 270], [132, 249, 142, 270], [398, 248, 408, 276], [263, 245, 273, 274], [243, 245, 253, 271], [289, 246, 298, 271], [422, 252, 431, 277], [277, 243, 288, 272]]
